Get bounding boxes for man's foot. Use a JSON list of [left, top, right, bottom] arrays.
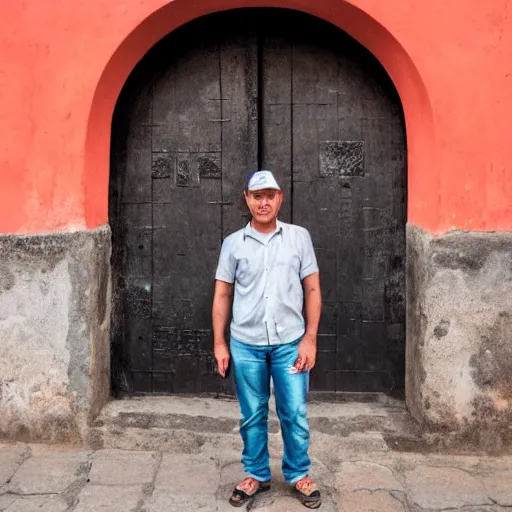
[[229, 477, 271, 507], [294, 476, 321, 509]]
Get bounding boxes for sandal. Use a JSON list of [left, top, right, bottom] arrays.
[[294, 476, 321, 509], [229, 476, 271, 507]]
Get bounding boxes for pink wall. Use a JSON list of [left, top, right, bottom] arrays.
[[1, 0, 511, 235]]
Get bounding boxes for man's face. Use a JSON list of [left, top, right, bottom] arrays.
[[244, 189, 283, 225]]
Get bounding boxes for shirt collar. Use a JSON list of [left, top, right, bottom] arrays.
[[243, 219, 283, 241]]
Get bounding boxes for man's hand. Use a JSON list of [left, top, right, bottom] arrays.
[[294, 333, 317, 372], [214, 340, 230, 377], [296, 271, 321, 373]]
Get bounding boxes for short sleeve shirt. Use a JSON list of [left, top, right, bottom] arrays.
[[215, 220, 319, 345]]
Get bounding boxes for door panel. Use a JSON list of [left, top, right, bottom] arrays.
[[111, 19, 257, 395], [258, 15, 406, 392], [110, 9, 406, 396]]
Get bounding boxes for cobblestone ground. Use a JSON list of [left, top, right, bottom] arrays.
[[1, 442, 512, 511]]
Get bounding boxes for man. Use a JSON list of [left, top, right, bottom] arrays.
[[212, 170, 322, 509]]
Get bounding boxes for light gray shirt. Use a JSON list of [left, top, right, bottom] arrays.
[[215, 220, 319, 346]]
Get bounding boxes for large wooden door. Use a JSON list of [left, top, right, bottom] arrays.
[[110, 10, 406, 396]]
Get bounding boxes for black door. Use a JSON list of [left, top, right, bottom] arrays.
[[110, 9, 406, 396]]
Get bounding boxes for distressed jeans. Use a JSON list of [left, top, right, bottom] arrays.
[[230, 338, 311, 484]]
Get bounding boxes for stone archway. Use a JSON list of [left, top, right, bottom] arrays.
[[83, 0, 438, 432]]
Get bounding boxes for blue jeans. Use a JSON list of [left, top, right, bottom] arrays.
[[230, 338, 310, 484]]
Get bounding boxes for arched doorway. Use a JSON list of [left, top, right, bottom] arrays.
[[110, 8, 406, 396]]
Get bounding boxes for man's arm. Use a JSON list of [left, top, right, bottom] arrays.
[[296, 272, 322, 372], [212, 279, 234, 377]]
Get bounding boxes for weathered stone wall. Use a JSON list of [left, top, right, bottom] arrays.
[[0, 226, 111, 443], [406, 224, 512, 449], [3, 221, 511, 448]]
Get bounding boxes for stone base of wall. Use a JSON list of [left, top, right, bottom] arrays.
[[0, 226, 111, 443], [2, 222, 511, 449], [406, 224, 512, 451]]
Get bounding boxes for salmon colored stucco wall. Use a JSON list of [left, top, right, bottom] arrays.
[[0, 0, 511, 235]]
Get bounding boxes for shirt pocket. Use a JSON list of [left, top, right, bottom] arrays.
[[275, 251, 301, 276], [235, 257, 256, 287]]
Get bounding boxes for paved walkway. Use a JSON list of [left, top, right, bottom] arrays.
[[1, 441, 512, 511]]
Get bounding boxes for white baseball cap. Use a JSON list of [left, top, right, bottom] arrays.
[[247, 170, 281, 191]]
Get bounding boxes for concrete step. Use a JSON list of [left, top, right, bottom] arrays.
[[86, 395, 431, 454], [91, 395, 413, 431]]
